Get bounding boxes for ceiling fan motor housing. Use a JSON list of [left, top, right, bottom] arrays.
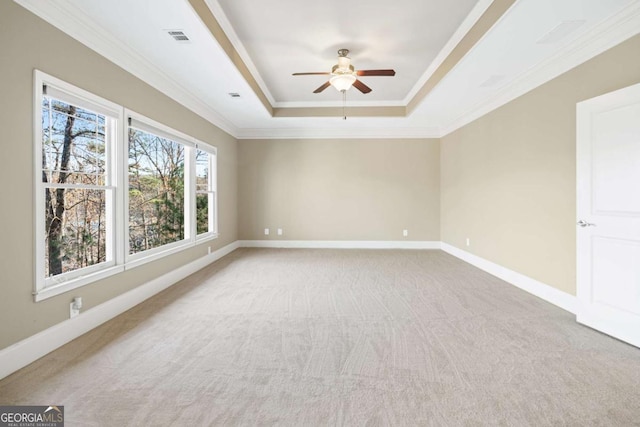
[[336, 56, 354, 72]]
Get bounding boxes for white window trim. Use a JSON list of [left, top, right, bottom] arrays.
[[195, 145, 218, 240], [124, 109, 219, 270], [33, 72, 218, 301], [34, 70, 125, 301], [35, 265, 125, 302]]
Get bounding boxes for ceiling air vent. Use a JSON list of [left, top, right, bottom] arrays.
[[166, 30, 190, 42], [228, 93, 241, 98]]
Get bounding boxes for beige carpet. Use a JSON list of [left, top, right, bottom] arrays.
[[1, 248, 640, 426]]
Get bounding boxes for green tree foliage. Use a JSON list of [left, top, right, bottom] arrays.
[[128, 129, 185, 254], [196, 194, 209, 235], [195, 149, 211, 235]]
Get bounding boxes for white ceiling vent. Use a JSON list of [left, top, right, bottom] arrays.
[[536, 20, 586, 44], [228, 92, 241, 98], [166, 30, 190, 43]]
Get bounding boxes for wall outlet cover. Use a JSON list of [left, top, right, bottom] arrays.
[[70, 303, 80, 319]]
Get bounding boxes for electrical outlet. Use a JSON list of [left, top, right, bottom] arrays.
[[208, 246, 211, 254], [70, 297, 82, 319], [264, 228, 270, 235], [277, 228, 283, 236], [403, 229, 408, 237], [466, 238, 470, 247]]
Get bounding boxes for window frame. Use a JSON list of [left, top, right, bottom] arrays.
[[34, 71, 125, 301], [124, 109, 219, 270], [195, 146, 218, 240], [33, 72, 219, 302]]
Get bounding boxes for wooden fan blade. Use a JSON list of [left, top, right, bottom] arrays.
[[313, 81, 332, 93], [293, 72, 330, 76], [353, 79, 372, 94], [356, 69, 396, 76]]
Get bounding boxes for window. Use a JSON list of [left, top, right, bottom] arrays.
[[34, 71, 218, 301], [128, 126, 187, 254], [126, 112, 218, 265], [196, 148, 217, 237], [35, 72, 123, 298]]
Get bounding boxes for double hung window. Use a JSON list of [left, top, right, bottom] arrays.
[[195, 148, 217, 237], [36, 74, 122, 297], [34, 71, 218, 301]]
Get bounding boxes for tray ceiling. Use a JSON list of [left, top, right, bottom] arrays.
[[14, 0, 640, 138]]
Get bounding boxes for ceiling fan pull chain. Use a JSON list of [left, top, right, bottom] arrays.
[[343, 90, 347, 120]]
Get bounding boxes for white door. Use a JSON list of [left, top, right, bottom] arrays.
[[576, 82, 640, 348]]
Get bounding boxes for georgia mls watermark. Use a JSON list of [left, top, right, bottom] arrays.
[[0, 406, 64, 427]]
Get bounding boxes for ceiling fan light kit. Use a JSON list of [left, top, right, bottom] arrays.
[[330, 74, 357, 91]]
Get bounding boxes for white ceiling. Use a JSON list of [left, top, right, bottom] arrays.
[[15, 0, 640, 139], [211, 0, 479, 105]]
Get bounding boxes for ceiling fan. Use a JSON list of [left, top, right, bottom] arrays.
[[293, 49, 395, 94]]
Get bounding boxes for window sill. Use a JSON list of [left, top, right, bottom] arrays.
[[34, 234, 219, 302], [125, 241, 193, 271], [34, 265, 125, 302], [196, 232, 219, 244]]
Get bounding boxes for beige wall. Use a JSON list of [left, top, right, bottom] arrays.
[[0, 1, 237, 350], [3, 0, 640, 353], [238, 138, 440, 241], [441, 35, 640, 295]]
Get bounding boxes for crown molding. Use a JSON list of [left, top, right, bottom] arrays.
[[202, 0, 494, 113], [235, 126, 441, 140], [273, 99, 407, 109], [14, 0, 239, 138], [272, 106, 406, 118], [15, 0, 640, 141], [440, 1, 640, 137], [406, 0, 517, 114], [402, 0, 496, 104]]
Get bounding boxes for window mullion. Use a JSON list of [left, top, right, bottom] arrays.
[[211, 154, 218, 234]]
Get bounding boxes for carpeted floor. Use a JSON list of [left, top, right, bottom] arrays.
[[1, 248, 639, 426]]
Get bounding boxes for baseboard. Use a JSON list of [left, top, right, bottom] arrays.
[[239, 240, 442, 249], [0, 240, 240, 381], [441, 242, 576, 314]]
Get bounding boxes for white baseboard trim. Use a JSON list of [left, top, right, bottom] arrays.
[[239, 240, 442, 249], [0, 240, 240, 381], [441, 242, 576, 314]]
